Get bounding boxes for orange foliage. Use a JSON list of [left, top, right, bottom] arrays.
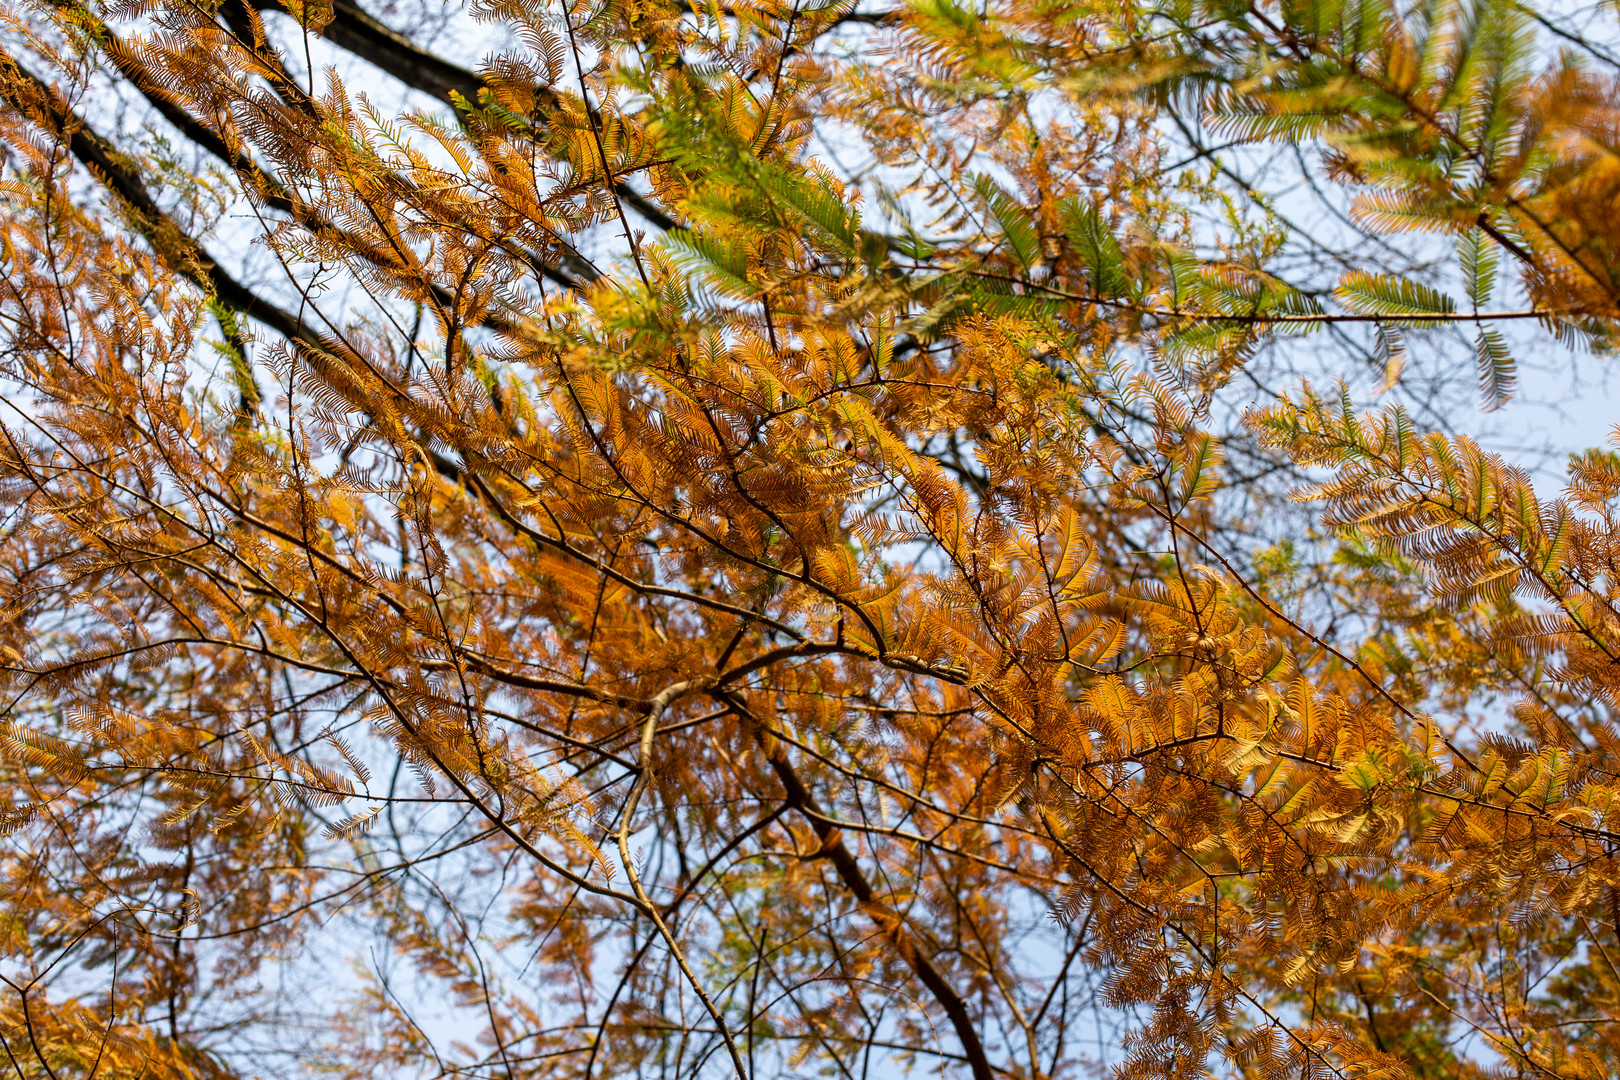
[[1, 0, 1619, 1076]]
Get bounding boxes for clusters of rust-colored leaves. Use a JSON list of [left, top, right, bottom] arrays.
[[3, 0, 1620, 1076]]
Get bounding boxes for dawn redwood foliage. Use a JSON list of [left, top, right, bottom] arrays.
[[1, 0, 1620, 1076]]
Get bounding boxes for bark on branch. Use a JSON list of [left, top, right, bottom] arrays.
[[727, 692, 996, 1080]]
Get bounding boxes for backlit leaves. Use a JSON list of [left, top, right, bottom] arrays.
[[0, 0, 1619, 1077]]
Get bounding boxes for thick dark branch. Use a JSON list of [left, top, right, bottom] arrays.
[[105, 19, 592, 292], [674, 0, 899, 26], [321, 0, 486, 103], [248, 0, 677, 233], [732, 694, 997, 1080], [0, 47, 307, 343], [23, 1, 592, 364]]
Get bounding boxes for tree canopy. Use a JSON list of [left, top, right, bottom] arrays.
[[2, 0, 1620, 1076]]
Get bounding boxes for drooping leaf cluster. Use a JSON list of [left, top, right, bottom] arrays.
[[0, 0, 1619, 1076]]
